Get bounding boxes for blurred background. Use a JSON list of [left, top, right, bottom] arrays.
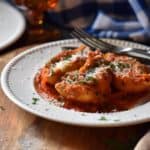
[[1, 0, 149, 51]]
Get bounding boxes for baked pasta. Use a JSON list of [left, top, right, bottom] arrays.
[[35, 45, 150, 112]]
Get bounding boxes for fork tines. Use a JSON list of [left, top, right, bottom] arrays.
[[71, 28, 115, 52]]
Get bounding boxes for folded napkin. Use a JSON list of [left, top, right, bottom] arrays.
[[47, 0, 150, 42]]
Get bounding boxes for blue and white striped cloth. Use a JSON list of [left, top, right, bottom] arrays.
[[46, 0, 150, 42], [7, 0, 150, 42]]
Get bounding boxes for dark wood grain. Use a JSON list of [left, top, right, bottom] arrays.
[[0, 46, 149, 150]]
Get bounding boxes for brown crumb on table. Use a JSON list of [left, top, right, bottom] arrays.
[[0, 106, 5, 111]]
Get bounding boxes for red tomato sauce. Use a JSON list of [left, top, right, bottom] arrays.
[[34, 72, 150, 113]]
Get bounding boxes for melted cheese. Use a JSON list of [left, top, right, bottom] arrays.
[[54, 60, 70, 71], [86, 66, 110, 78], [53, 47, 90, 71]]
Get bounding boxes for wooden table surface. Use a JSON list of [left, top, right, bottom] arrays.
[[0, 43, 150, 150]]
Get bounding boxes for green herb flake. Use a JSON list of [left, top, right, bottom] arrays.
[[110, 63, 116, 71], [87, 68, 95, 74], [0, 106, 5, 111], [78, 80, 88, 84], [50, 68, 55, 76], [110, 62, 130, 71], [66, 78, 73, 84], [117, 63, 126, 71], [86, 76, 95, 81], [99, 116, 108, 121], [87, 77, 97, 84], [78, 76, 97, 84], [49, 101, 53, 104], [63, 55, 72, 60], [73, 73, 79, 81], [32, 98, 39, 104]]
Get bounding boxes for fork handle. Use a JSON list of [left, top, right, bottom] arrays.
[[121, 47, 150, 56], [124, 51, 150, 64]]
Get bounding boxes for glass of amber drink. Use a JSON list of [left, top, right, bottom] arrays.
[[13, 0, 60, 43]]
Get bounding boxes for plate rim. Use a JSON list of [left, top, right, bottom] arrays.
[[1, 39, 150, 127], [0, 2, 26, 50]]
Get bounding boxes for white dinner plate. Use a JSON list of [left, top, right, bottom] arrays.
[[1, 39, 150, 127], [0, 1, 25, 50]]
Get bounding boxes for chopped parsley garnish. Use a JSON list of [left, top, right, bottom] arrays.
[[99, 116, 108, 121], [109, 62, 130, 71], [110, 63, 116, 70], [32, 97, 39, 104], [65, 75, 73, 83], [79, 76, 97, 84], [66, 78, 73, 83], [63, 55, 72, 60], [50, 68, 55, 76], [87, 68, 96, 74], [65, 72, 80, 84], [73, 72, 79, 80], [49, 101, 52, 104], [98, 116, 120, 122], [78, 80, 88, 84], [86, 76, 96, 82], [117, 62, 129, 71]]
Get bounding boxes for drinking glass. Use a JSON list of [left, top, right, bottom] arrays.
[[13, 0, 61, 43]]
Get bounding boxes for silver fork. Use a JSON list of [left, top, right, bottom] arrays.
[[71, 28, 150, 60]]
